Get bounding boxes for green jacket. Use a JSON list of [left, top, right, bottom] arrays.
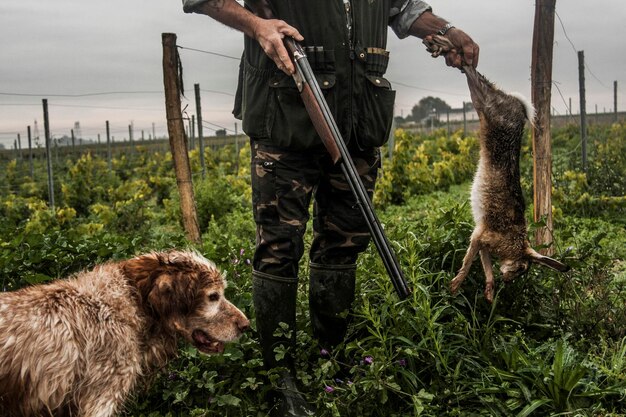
[[184, 0, 431, 151]]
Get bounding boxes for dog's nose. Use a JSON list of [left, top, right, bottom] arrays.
[[238, 318, 251, 333]]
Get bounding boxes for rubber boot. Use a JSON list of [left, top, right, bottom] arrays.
[[252, 270, 315, 417], [308, 262, 357, 348]]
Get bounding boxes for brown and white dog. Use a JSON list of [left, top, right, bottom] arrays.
[[0, 250, 250, 417]]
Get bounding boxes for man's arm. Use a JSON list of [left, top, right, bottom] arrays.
[[408, 10, 479, 68], [185, 0, 303, 74]]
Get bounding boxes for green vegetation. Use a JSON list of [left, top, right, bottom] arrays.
[[1, 124, 625, 416]]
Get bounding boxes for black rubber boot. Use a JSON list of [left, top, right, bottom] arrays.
[[252, 270, 315, 417], [308, 262, 357, 348]]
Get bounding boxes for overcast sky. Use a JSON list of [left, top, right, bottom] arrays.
[[1, 0, 624, 148]]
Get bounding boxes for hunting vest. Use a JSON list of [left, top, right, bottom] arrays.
[[236, 0, 396, 151]]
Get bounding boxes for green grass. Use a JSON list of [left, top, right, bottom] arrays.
[[1, 125, 625, 416]]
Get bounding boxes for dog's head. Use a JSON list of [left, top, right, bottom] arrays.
[[122, 250, 249, 354]]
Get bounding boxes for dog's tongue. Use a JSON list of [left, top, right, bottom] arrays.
[[192, 329, 225, 353], [192, 329, 212, 345]]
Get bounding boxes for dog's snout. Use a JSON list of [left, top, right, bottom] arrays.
[[238, 317, 251, 333]]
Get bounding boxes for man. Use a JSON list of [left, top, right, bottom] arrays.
[[182, 1, 478, 415]]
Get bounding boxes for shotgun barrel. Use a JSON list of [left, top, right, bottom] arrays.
[[284, 38, 411, 299]]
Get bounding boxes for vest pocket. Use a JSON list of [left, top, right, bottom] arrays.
[[241, 60, 275, 140], [356, 75, 396, 149], [267, 72, 337, 150]]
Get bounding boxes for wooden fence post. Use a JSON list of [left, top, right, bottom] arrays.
[[162, 32, 202, 245], [194, 83, 207, 179], [578, 50, 587, 173], [106, 120, 112, 170], [531, 0, 556, 255], [43, 99, 55, 211], [234, 122, 240, 173], [462, 102, 467, 138], [615, 81, 618, 123], [17, 134, 22, 162], [27, 125, 34, 178]]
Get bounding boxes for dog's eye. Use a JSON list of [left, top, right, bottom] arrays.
[[208, 293, 220, 302]]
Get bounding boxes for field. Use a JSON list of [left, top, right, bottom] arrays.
[[1, 123, 625, 416]]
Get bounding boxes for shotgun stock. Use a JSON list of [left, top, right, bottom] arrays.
[[283, 38, 410, 299]]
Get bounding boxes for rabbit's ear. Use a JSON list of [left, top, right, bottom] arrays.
[[527, 248, 570, 272]]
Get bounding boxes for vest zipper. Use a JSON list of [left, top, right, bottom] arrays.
[[343, 0, 355, 141]]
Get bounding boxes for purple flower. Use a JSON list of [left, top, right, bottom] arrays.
[[324, 385, 335, 393], [364, 356, 373, 365], [397, 358, 407, 367], [320, 348, 330, 357], [240, 248, 245, 256]]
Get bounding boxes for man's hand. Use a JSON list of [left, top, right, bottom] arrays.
[[409, 11, 479, 69], [442, 28, 479, 68], [191, 0, 303, 75], [251, 18, 303, 75]]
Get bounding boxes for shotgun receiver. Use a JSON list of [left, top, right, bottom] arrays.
[[246, 1, 410, 299], [283, 39, 410, 299]]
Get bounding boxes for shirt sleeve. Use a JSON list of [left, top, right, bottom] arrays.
[[182, 0, 208, 13], [389, 0, 432, 39]]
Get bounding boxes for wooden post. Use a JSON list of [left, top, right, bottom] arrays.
[[234, 122, 240, 173], [531, 0, 556, 255], [614, 81, 618, 123], [194, 83, 207, 179], [27, 125, 34, 177], [462, 101, 467, 138], [128, 124, 134, 155], [569, 97, 572, 116], [578, 50, 587, 173], [162, 32, 202, 245], [43, 99, 55, 210], [71, 129, 76, 158], [189, 115, 195, 150], [106, 120, 112, 170], [17, 133, 22, 162]]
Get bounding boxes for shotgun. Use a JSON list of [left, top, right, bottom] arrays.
[[247, 1, 411, 299]]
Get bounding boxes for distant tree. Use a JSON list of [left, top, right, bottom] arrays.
[[410, 96, 452, 122]]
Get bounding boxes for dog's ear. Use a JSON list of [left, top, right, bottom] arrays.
[[122, 253, 163, 302], [147, 274, 177, 317], [527, 248, 571, 272]]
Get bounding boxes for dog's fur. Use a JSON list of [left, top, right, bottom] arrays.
[[449, 65, 570, 301], [0, 250, 249, 417]]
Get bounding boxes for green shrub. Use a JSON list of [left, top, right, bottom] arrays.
[[375, 129, 478, 207], [0, 125, 624, 416]]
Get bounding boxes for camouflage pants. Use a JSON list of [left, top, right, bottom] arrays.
[[250, 140, 381, 278]]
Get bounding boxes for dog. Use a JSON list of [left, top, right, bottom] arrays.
[[0, 250, 250, 417], [423, 35, 570, 302]]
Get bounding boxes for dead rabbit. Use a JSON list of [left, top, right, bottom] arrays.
[[424, 35, 570, 302]]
